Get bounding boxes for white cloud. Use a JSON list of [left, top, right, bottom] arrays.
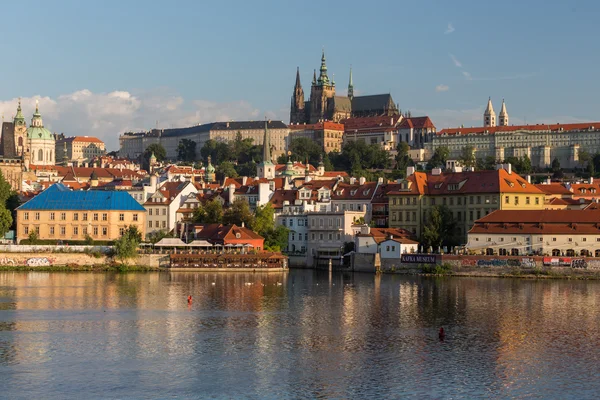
[[449, 54, 462, 68], [462, 71, 472, 80], [0, 90, 282, 151], [435, 84, 449, 92], [445, 23, 455, 35]]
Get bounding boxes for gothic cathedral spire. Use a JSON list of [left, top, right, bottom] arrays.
[[484, 97, 496, 127], [290, 67, 305, 124], [318, 49, 330, 85], [348, 67, 354, 100], [498, 99, 509, 126]]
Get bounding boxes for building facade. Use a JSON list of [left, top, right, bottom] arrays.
[[288, 121, 344, 153], [119, 121, 289, 161], [56, 136, 106, 163], [290, 51, 399, 124], [16, 183, 146, 243]]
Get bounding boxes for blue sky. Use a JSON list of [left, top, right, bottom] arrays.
[[1, 0, 600, 149]]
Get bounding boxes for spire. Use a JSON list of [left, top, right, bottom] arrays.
[[484, 97, 496, 127], [30, 99, 43, 128], [348, 66, 354, 100], [14, 98, 25, 126], [295, 67, 301, 88], [500, 99, 507, 115], [485, 97, 494, 114], [318, 49, 329, 85], [312, 69, 317, 85], [262, 118, 272, 164], [499, 99, 509, 126]]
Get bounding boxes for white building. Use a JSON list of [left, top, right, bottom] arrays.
[[144, 180, 197, 237], [306, 210, 365, 266]]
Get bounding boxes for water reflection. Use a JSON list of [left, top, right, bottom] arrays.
[[0, 271, 599, 398]]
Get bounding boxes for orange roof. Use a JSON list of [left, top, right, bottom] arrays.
[[535, 183, 573, 195], [341, 115, 402, 133], [397, 116, 436, 130], [389, 169, 543, 196], [59, 136, 104, 144], [438, 122, 600, 136], [288, 121, 344, 131]]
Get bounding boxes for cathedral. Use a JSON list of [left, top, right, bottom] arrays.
[[290, 51, 399, 124], [1, 100, 55, 167]]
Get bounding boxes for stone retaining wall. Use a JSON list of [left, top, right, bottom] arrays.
[[0, 252, 166, 268]]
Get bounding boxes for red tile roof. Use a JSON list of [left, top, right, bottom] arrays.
[[288, 121, 344, 131], [439, 122, 600, 136], [269, 189, 298, 209], [398, 116, 436, 130], [331, 182, 378, 201], [59, 136, 104, 144], [341, 115, 402, 134]]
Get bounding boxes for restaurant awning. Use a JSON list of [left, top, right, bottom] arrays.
[[154, 238, 188, 247], [188, 240, 213, 247]]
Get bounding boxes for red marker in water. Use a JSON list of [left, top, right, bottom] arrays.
[[439, 327, 446, 340], [187, 295, 193, 305]]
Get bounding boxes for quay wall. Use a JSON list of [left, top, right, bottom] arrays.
[[0, 252, 166, 268]]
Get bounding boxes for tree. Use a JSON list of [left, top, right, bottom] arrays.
[[234, 161, 257, 178], [84, 234, 94, 245], [264, 225, 289, 252], [223, 198, 254, 227], [216, 161, 238, 181], [421, 205, 458, 250], [426, 146, 449, 170], [520, 155, 532, 174], [113, 226, 142, 260], [0, 208, 12, 238], [578, 149, 591, 171], [27, 230, 39, 245], [143, 143, 166, 169], [331, 140, 392, 173], [395, 142, 411, 173], [252, 204, 275, 237], [482, 155, 497, 170], [177, 139, 197, 162], [200, 139, 231, 164], [146, 230, 172, 244], [458, 146, 476, 169], [284, 137, 324, 165], [194, 199, 223, 224]]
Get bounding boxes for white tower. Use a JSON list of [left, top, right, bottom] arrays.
[[498, 99, 509, 126], [483, 97, 496, 127]]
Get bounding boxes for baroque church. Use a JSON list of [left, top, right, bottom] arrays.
[[290, 51, 399, 124], [1, 100, 55, 167]]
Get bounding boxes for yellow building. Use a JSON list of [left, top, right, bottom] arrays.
[[16, 183, 146, 243], [387, 166, 545, 242]]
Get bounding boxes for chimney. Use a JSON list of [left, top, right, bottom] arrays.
[[526, 175, 531, 184], [406, 166, 415, 177], [228, 183, 236, 204], [242, 176, 248, 185], [506, 163, 512, 174], [591, 177, 594, 184], [350, 177, 356, 185], [432, 168, 442, 176], [241, 221, 245, 227], [359, 177, 366, 185]]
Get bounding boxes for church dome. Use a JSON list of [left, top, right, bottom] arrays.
[[27, 102, 54, 141]]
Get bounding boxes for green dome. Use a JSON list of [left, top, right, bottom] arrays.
[[27, 126, 54, 140], [206, 163, 215, 173], [282, 159, 295, 176]]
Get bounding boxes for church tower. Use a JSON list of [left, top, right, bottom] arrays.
[[14, 100, 27, 157], [290, 67, 306, 124], [257, 120, 275, 179], [309, 50, 336, 123], [347, 67, 354, 100], [483, 97, 496, 127], [498, 99, 509, 126]]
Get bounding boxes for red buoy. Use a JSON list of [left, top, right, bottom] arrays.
[[187, 295, 193, 305], [439, 327, 446, 340]]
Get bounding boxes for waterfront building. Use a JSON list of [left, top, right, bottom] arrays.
[[119, 120, 289, 161], [290, 51, 399, 124], [55, 135, 106, 164], [354, 226, 416, 254], [388, 165, 545, 242], [193, 223, 264, 250], [330, 177, 379, 223], [288, 121, 344, 153], [467, 209, 600, 257], [16, 183, 146, 243], [144, 181, 198, 237]]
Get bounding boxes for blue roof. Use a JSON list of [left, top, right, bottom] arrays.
[[18, 183, 146, 211]]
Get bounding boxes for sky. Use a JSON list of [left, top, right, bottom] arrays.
[[1, 0, 600, 150]]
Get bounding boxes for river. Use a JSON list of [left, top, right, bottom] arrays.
[[0, 270, 598, 399]]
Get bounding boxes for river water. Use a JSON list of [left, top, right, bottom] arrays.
[[0, 270, 599, 399]]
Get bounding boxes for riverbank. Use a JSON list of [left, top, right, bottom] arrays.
[[0, 264, 161, 272]]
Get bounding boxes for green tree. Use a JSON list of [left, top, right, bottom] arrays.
[[177, 139, 197, 162], [578, 149, 591, 170], [194, 199, 223, 224], [421, 205, 458, 250], [0, 208, 11, 238], [520, 155, 532, 174], [216, 161, 239, 181], [426, 146, 449, 170], [27, 230, 39, 245], [223, 198, 254, 227], [458, 145, 476, 169], [143, 143, 166, 169], [146, 230, 172, 244], [483, 155, 497, 170], [252, 204, 275, 237], [264, 225, 289, 252], [283, 137, 324, 165], [331, 140, 392, 172], [234, 161, 257, 177], [84, 234, 94, 245], [113, 226, 142, 260], [395, 141, 411, 173], [200, 139, 231, 164]]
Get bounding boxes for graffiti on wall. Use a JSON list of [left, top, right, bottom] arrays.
[[0, 257, 15, 265], [571, 259, 587, 269], [26, 258, 51, 267]]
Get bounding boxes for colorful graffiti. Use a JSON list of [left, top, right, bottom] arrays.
[[0, 257, 15, 265], [26, 258, 51, 267]]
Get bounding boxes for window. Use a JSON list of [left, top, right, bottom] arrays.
[[24, 226, 29, 234], [162, 208, 166, 216], [457, 211, 462, 221], [514, 196, 519, 205], [83, 213, 88, 221], [289, 219, 294, 227], [319, 234, 323, 240], [291, 233, 295, 241], [119, 227, 125, 236], [328, 233, 332, 240], [470, 196, 474, 205], [93, 213, 98, 221], [35, 212, 40, 221], [73, 227, 78, 235], [133, 214, 138, 222], [457, 197, 462, 205], [50, 226, 55, 235], [119, 213, 124, 221], [60, 226, 66, 235], [102, 213, 107, 221], [149, 221, 152, 228], [391, 246, 396, 251], [24, 212, 29, 220], [73, 213, 78, 221], [553, 237, 557, 242], [162, 221, 166, 228], [477, 196, 481, 205], [386, 246, 390, 251], [505, 196, 509, 204], [149, 209, 153, 216], [102, 227, 107, 236], [311, 233, 315, 240], [525, 197, 530, 205], [60, 212, 66, 221], [50, 212, 55, 221], [569, 238, 573, 242], [469, 211, 473, 221], [535, 197, 540, 205]]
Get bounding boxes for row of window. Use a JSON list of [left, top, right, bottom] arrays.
[[476, 236, 600, 243], [282, 218, 309, 227], [310, 218, 342, 228], [148, 208, 167, 216], [24, 212, 138, 222], [290, 233, 308, 241], [23, 225, 128, 237], [310, 233, 342, 241], [148, 221, 167, 229]]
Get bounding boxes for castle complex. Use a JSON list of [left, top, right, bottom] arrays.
[[290, 51, 399, 124]]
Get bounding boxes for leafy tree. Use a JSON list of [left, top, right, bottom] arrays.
[[482, 155, 497, 170], [283, 137, 323, 165], [331, 140, 392, 172], [113, 226, 142, 260], [216, 161, 238, 181], [27, 230, 39, 245], [458, 146, 476, 169], [0, 208, 11, 238], [426, 146, 449, 170], [177, 139, 197, 162], [193, 199, 223, 224], [551, 157, 561, 172], [231, 133, 261, 164], [264, 225, 289, 252], [395, 141, 411, 173], [520, 155, 532, 174], [223, 198, 254, 227], [200, 139, 231, 164], [143, 143, 166, 169], [421, 205, 458, 250], [146, 230, 172, 244], [323, 152, 334, 171], [234, 161, 257, 177], [252, 204, 275, 237], [84, 234, 94, 245]]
